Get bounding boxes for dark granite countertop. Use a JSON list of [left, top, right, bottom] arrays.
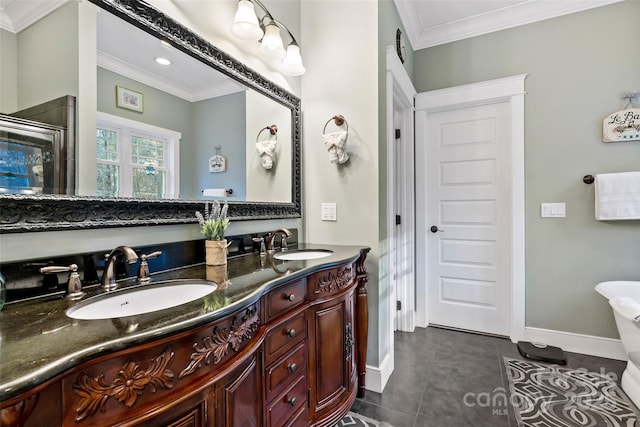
[[0, 244, 368, 401]]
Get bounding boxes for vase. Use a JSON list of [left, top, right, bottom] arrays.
[[205, 239, 228, 266]]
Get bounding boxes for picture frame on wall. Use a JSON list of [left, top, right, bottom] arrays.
[[116, 86, 144, 113]]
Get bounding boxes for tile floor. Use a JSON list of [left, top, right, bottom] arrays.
[[350, 326, 629, 427]]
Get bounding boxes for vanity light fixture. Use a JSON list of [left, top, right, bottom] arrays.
[[155, 57, 172, 65], [231, 0, 305, 76]]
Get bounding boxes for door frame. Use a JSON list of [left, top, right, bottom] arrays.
[[386, 47, 417, 336], [386, 47, 417, 334], [415, 74, 527, 342]]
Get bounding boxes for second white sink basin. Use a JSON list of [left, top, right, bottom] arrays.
[[67, 280, 217, 320], [274, 249, 333, 261]]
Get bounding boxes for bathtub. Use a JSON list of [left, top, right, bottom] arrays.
[[595, 280, 640, 408]]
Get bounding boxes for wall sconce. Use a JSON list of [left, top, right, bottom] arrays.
[[231, 0, 305, 76]]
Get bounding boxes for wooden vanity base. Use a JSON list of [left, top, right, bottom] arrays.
[[0, 249, 369, 427]]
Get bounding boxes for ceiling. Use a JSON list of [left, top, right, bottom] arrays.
[[1, 0, 626, 70], [0, 0, 243, 101], [393, 0, 625, 50], [96, 10, 243, 102]]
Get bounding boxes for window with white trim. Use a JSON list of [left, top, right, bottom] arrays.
[[96, 112, 180, 199]]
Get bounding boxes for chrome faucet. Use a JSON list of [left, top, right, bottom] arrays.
[[102, 246, 139, 290], [40, 263, 85, 300], [137, 251, 163, 284], [266, 228, 292, 253], [252, 236, 267, 256]]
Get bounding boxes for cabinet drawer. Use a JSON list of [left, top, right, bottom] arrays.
[[266, 375, 307, 427], [267, 279, 306, 320], [265, 311, 307, 362], [266, 342, 307, 400], [283, 405, 309, 427]]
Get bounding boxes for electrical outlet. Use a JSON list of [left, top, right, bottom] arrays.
[[321, 203, 337, 221]]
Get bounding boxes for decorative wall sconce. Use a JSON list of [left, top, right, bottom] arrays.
[[323, 115, 349, 164], [256, 124, 278, 169], [231, 0, 305, 76]]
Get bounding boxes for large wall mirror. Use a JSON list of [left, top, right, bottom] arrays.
[[0, 0, 301, 233]]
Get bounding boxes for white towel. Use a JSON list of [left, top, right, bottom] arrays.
[[595, 172, 640, 220], [323, 131, 349, 164], [256, 140, 277, 169], [609, 297, 640, 322]]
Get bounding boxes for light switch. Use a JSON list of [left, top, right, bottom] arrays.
[[321, 203, 337, 221], [541, 203, 566, 218]]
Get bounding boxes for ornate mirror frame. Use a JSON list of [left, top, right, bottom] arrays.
[[0, 0, 301, 233]]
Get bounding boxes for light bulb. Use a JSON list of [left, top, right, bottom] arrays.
[[231, 0, 263, 41], [260, 22, 285, 58], [281, 43, 305, 76]]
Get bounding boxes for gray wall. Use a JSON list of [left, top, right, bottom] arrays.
[[97, 67, 246, 200], [245, 90, 291, 203], [0, 29, 17, 113], [301, 0, 382, 368], [412, 1, 640, 338], [190, 93, 246, 200], [15, 2, 78, 111]]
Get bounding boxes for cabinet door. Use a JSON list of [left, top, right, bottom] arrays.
[[136, 400, 207, 427], [218, 355, 262, 427], [308, 290, 355, 418]]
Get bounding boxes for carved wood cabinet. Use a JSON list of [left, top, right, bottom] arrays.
[[0, 249, 369, 427]]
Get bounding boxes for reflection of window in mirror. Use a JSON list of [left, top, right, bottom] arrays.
[[96, 112, 180, 199]]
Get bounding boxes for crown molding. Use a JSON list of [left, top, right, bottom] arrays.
[[395, 0, 626, 50], [97, 51, 244, 102], [0, 0, 67, 33]]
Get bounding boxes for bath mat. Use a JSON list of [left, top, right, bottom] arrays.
[[333, 411, 393, 427], [505, 357, 639, 426]]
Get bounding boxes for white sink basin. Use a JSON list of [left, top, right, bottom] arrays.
[[67, 280, 217, 320], [274, 249, 333, 261]]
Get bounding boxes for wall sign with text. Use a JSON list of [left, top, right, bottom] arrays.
[[209, 154, 226, 173], [603, 108, 640, 142]]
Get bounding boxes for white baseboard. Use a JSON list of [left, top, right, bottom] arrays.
[[365, 353, 393, 393], [523, 326, 626, 361]]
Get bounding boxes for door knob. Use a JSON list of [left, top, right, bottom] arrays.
[[430, 226, 445, 233]]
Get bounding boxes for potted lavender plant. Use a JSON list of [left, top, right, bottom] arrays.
[[196, 201, 230, 266]]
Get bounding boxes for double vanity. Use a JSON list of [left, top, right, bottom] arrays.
[[0, 243, 370, 427]]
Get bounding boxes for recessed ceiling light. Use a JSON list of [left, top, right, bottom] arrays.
[[155, 57, 172, 66]]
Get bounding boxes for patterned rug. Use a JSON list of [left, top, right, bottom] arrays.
[[505, 357, 639, 426], [334, 411, 392, 427]]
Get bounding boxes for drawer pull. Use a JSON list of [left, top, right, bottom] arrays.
[[287, 362, 297, 372], [285, 293, 296, 302], [286, 329, 296, 338], [287, 397, 297, 407]]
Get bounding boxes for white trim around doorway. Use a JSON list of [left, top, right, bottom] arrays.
[[414, 74, 527, 343], [364, 47, 417, 394]]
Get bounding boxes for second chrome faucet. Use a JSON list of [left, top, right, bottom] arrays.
[[101, 246, 163, 290], [266, 228, 292, 253], [102, 246, 139, 290]]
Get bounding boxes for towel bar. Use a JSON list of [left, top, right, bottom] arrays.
[[323, 115, 349, 134]]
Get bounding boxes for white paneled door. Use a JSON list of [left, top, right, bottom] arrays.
[[425, 101, 511, 336]]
